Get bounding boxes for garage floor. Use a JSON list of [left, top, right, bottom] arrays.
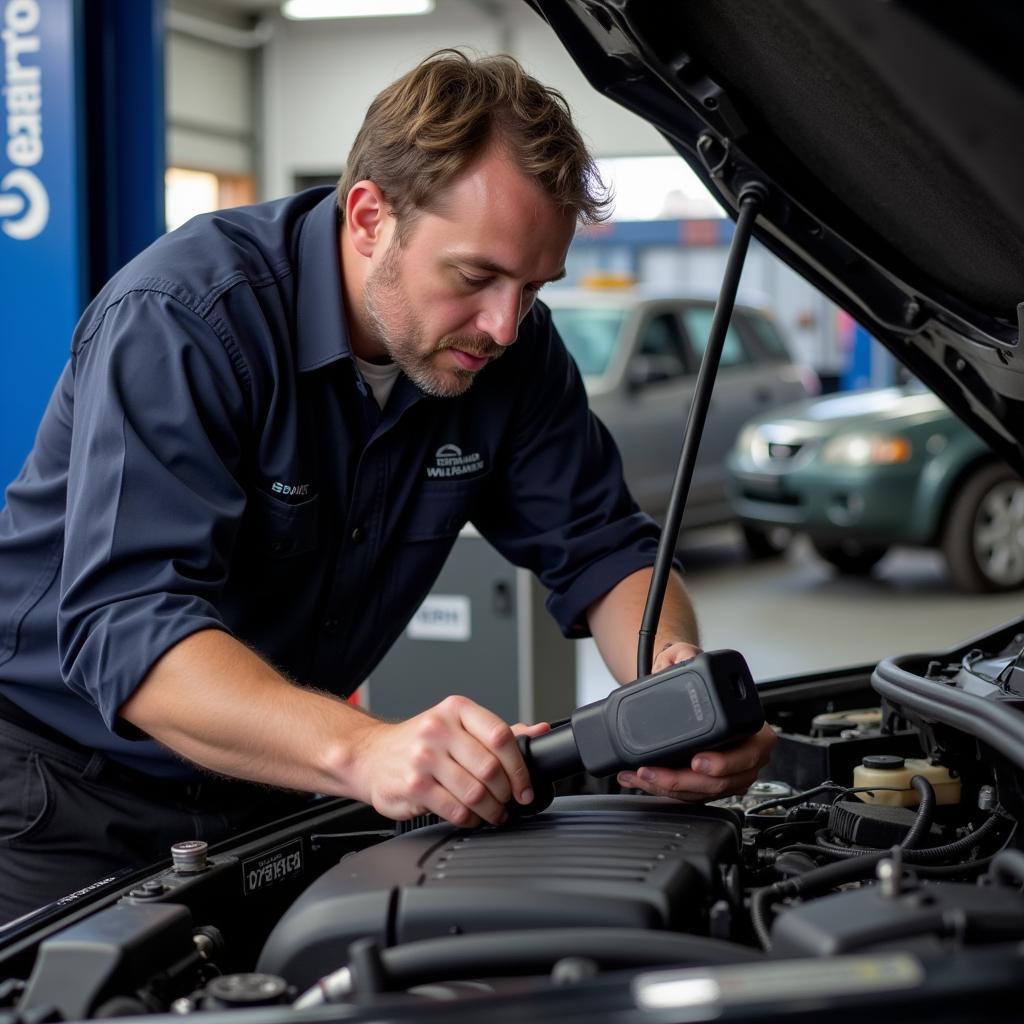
[[577, 526, 1023, 703]]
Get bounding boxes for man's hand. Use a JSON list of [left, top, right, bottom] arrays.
[[348, 695, 549, 828], [616, 722, 777, 802], [651, 640, 702, 674]]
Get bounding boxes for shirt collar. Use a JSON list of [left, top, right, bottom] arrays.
[[294, 189, 353, 372]]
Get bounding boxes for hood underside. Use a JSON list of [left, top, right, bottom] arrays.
[[528, 0, 1024, 471]]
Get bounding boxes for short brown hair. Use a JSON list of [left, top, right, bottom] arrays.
[[338, 49, 611, 231]]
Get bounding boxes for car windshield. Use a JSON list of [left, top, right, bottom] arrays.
[[548, 306, 626, 377]]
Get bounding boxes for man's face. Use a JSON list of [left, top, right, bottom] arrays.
[[361, 148, 575, 397]]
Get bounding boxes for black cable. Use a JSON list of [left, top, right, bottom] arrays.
[[813, 812, 1004, 862], [900, 775, 936, 850], [774, 842, 836, 860], [911, 855, 995, 879], [746, 782, 844, 814], [755, 816, 1012, 951], [750, 885, 780, 950], [747, 783, 908, 816], [750, 850, 887, 950], [885, 813, 1002, 862], [754, 814, 829, 851]]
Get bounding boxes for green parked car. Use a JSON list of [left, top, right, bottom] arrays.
[[727, 384, 1024, 592]]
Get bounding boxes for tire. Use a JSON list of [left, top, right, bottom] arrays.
[[811, 537, 889, 575], [741, 524, 787, 560], [942, 462, 1024, 593]]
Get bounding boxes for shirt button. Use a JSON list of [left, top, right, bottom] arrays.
[[323, 618, 339, 635], [351, 526, 365, 543]]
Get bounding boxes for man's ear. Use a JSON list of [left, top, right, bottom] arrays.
[[345, 180, 390, 258]]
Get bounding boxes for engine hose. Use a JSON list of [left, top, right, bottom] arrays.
[[910, 855, 994, 879], [750, 885, 780, 951], [754, 816, 1003, 951], [813, 812, 1004, 862], [296, 928, 765, 1006], [908, 814, 1004, 861], [901, 775, 936, 850], [987, 847, 1024, 888], [751, 851, 887, 951]]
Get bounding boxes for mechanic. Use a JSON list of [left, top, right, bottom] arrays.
[[0, 50, 775, 922]]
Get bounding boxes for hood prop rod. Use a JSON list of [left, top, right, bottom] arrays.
[[636, 180, 769, 678]]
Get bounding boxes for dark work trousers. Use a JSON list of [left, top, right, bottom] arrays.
[[0, 712, 310, 924]]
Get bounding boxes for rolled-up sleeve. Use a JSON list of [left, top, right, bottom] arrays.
[[474, 307, 666, 638], [59, 288, 250, 732]]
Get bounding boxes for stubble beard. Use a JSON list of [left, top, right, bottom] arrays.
[[363, 244, 503, 399]]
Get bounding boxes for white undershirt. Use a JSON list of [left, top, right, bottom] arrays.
[[355, 357, 401, 410]]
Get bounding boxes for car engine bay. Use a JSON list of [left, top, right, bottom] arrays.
[[2, 620, 1024, 1022]]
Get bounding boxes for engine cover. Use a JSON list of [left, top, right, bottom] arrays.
[[258, 795, 741, 988]]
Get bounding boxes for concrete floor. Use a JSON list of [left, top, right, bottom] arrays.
[[577, 525, 1024, 703]]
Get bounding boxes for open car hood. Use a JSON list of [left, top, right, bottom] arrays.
[[527, 0, 1024, 472]]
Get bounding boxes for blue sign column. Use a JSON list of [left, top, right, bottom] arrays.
[[0, 0, 85, 490], [0, 0, 165, 494], [841, 322, 875, 392]]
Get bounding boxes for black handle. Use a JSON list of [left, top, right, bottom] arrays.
[[510, 649, 764, 817]]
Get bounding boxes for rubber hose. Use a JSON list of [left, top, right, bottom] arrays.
[[750, 852, 887, 950], [813, 813, 1003, 862], [901, 775, 936, 850], [750, 885, 781, 951]]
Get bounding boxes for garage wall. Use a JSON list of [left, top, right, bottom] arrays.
[[166, 2, 256, 175], [260, 0, 671, 199]]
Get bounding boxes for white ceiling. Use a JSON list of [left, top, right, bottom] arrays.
[[193, 0, 499, 16]]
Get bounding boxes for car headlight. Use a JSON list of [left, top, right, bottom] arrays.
[[820, 433, 912, 466], [736, 424, 759, 456]]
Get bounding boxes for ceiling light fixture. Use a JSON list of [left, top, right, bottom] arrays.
[[281, 0, 434, 19]]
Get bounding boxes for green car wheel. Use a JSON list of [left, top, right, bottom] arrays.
[[943, 462, 1024, 592]]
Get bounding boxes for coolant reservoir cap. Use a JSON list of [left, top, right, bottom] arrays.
[[861, 754, 905, 771]]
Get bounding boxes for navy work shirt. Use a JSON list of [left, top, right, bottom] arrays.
[[0, 189, 663, 779]]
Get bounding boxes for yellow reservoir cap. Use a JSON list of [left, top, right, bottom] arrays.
[[853, 757, 961, 807]]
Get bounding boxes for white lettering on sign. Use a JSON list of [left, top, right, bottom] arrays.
[[241, 839, 304, 895], [406, 594, 471, 642], [1, 0, 47, 240]]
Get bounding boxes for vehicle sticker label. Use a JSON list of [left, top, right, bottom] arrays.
[[242, 839, 303, 895]]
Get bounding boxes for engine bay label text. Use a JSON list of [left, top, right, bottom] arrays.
[[242, 839, 304, 895]]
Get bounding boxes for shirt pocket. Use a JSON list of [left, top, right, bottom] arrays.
[[244, 489, 321, 559], [403, 473, 491, 542]]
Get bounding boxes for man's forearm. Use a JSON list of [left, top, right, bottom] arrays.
[[118, 628, 374, 796], [586, 567, 699, 683]]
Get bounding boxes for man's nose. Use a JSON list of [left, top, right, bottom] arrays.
[[476, 289, 522, 347]]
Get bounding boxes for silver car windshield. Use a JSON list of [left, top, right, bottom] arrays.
[[548, 307, 626, 378]]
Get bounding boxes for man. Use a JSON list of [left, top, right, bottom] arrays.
[[0, 50, 774, 921]]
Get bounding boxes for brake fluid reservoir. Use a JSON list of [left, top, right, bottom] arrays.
[[853, 754, 961, 806]]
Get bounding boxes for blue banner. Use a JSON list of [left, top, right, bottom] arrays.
[[0, 0, 84, 492]]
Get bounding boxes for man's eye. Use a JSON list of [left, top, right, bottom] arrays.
[[458, 273, 488, 287], [524, 282, 544, 295]]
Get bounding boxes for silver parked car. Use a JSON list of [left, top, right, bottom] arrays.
[[544, 287, 815, 539]]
